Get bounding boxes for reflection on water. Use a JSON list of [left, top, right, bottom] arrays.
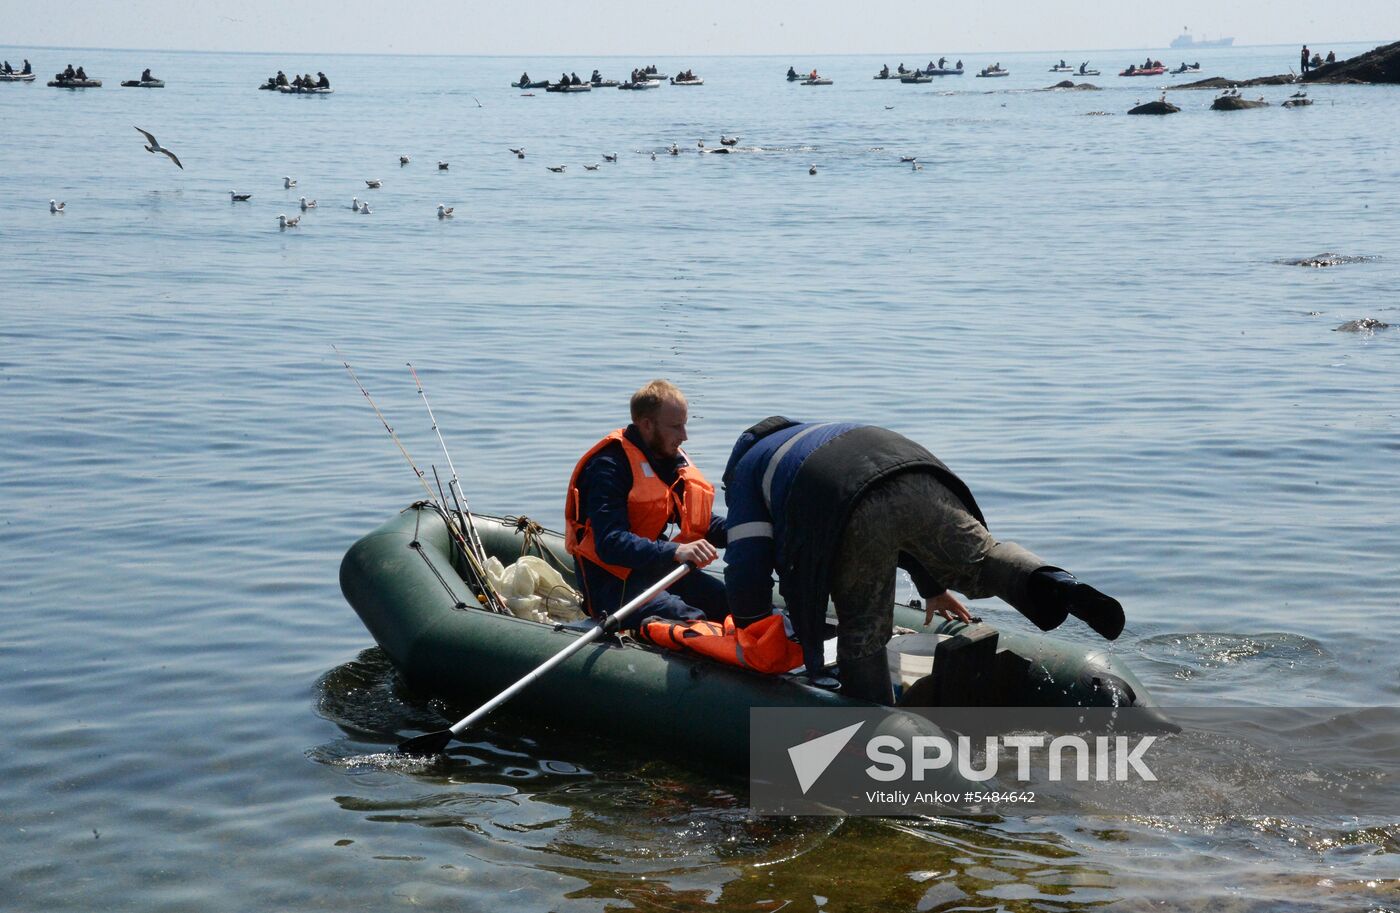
[[310, 651, 1400, 911]]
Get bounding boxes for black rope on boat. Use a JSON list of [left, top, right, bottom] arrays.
[[506, 515, 576, 576]]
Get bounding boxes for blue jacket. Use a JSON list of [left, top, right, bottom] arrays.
[[575, 424, 726, 615]]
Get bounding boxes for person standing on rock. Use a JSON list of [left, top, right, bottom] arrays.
[[1301, 45, 1311, 74]]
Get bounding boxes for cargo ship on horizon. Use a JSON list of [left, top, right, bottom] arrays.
[[1170, 30, 1235, 49]]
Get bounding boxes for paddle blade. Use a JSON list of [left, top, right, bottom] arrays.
[[397, 729, 454, 756]]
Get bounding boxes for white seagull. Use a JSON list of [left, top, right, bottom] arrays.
[[277, 214, 300, 229], [351, 196, 361, 210], [283, 176, 297, 189], [230, 192, 252, 202], [365, 179, 382, 189], [720, 135, 739, 146], [134, 126, 184, 170], [359, 203, 372, 214], [400, 154, 411, 165], [547, 165, 566, 173], [437, 204, 454, 218], [299, 196, 316, 210], [49, 199, 65, 212]]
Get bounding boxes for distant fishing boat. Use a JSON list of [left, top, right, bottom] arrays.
[[1171, 30, 1235, 49]]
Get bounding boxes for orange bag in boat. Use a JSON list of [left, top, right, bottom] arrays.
[[637, 614, 804, 674]]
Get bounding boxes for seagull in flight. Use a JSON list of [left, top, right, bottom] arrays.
[[134, 126, 183, 169]]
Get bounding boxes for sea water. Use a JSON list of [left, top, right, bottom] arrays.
[[2, 43, 1398, 910]]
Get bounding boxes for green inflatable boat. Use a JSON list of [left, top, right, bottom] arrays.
[[340, 505, 1170, 771]]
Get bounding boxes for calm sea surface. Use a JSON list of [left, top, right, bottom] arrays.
[[3, 42, 1398, 911]]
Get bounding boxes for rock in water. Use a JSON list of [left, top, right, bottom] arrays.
[[1282, 97, 1314, 107], [1128, 100, 1180, 115], [1045, 80, 1100, 90], [1334, 318, 1391, 333], [1279, 253, 1376, 268], [1212, 95, 1269, 110]]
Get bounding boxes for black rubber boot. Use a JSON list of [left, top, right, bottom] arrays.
[[1029, 568, 1125, 641], [839, 651, 896, 705]]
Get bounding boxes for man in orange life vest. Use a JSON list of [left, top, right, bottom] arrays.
[[565, 380, 728, 625]]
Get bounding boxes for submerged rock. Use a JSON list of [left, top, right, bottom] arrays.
[[1304, 40, 1400, 84], [1279, 253, 1377, 268], [1334, 318, 1391, 332], [1212, 95, 1269, 110], [1175, 74, 1297, 90], [1128, 100, 1180, 115], [1282, 97, 1313, 107], [1045, 80, 1100, 90]]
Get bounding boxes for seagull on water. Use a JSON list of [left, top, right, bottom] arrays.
[[365, 179, 382, 189], [230, 192, 252, 202], [602, 153, 618, 162], [912, 161, 922, 171], [277, 214, 300, 229], [438, 161, 449, 170], [283, 176, 297, 189], [437, 204, 454, 218], [720, 135, 739, 146], [900, 156, 917, 163], [809, 164, 817, 175], [584, 163, 599, 171], [49, 199, 65, 212], [134, 126, 183, 170], [697, 139, 705, 149], [400, 155, 411, 165], [669, 143, 679, 156], [351, 197, 361, 210], [650, 151, 657, 161], [547, 165, 566, 173], [884, 105, 895, 110], [359, 203, 372, 214], [299, 196, 317, 210], [509, 147, 524, 156]]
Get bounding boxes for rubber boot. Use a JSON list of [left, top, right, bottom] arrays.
[[839, 651, 896, 705], [1029, 568, 1125, 640]]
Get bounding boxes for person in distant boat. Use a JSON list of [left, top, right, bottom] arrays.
[[23, 60, 32, 74], [560, 71, 570, 86], [63, 64, 76, 79], [565, 379, 728, 628], [1059, 59, 1067, 68], [938, 57, 947, 69], [897, 63, 906, 74], [1310, 53, 1323, 68], [317, 72, 329, 88], [1079, 61, 1088, 74], [880, 64, 890, 77], [591, 69, 602, 82], [787, 66, 798, 79], [927, 60, 935, 71], [1326, 50, 1336, 64], [519, 71, 531, 85], [721, 418, 1126, 702], [75, 66, 87, 80], [1300, 45, 1310, 74], [955, 59, 963, 69], [276, 70, 288, 86], [571, 71, 582, 85], [141, 68, 153, 81], [810, 68, 818, 79], [2, 62, 11, 74], [292, 75, 304, 88]]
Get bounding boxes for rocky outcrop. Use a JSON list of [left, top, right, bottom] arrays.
[[1212, 95, 1269, 110], [1175, 74, 1297, 90], [1128, 100, 1180, 114], [1045, 80, 1100, 90], [1304, 40, 1400, 84], [1279, 253, 1377, 268]]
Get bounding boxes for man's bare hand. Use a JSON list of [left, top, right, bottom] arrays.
[[675, 540, 718, 568], [924, 591, 972, 626]]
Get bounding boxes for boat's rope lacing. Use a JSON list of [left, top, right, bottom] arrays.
[[409, 505, 471, 610]]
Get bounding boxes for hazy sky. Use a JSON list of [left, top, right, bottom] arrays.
[[3, 1, 1396, 56]]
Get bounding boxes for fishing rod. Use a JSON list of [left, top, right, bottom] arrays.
[[333, 346, 506, 613], [407, 362, 491, 569]]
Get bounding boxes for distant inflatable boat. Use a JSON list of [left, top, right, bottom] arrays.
[[121, 79, 165, 88], [976, 68, 1009, 78], [802, 77, 833, 85], [511, 79, 549, 89], [545, 83, 592, 92], [48, 78, 102, 88], [1, 72, 37, 82], [1120, 66, 1166, 77], [670, 76, 704, 86], [278, 85, 333, 94]]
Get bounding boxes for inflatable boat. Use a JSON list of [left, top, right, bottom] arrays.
[[671, 76, 704, 85], [121, 79, 165, 88], [976, 68, 1009, 78], [618, 80, 660, 90], [900, 74, 933, 83], [1120, 66, 1166, 77], [511, 79, 549, 88], [590, 79, 619, 87], [545, 83, 592, 92], [1, 72, 37, 82], [48, 78, 102, 88], [802, 77, 833, 85], [341, 506, 1171, 772], [278, 85, 333, 94]]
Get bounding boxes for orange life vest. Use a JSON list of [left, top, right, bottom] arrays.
[[564, 429, 715, 580], [637, 614, 805, 675]]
